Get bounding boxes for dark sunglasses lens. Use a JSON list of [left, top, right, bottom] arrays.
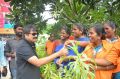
[[32, 33, 38, 36]]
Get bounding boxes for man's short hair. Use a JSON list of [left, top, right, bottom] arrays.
[[23, 24, 37, 34], [14, 24, 23, 30]]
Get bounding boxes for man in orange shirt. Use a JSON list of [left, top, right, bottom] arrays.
[[45, 34, 55, 55]]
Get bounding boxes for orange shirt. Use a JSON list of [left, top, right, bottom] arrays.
[[45, 40, 55, 55], [54, 39, 61, 49], [104, 38, 120, 73], [111, 38, 120, 73], [45, 40, 61, 55], [83, 40, 118, 79]]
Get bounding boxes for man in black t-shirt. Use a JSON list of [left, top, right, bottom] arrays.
[[4, 24, 23, 79], [16, 24, 68, 79]]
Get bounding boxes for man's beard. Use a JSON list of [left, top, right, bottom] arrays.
[[16, 32, 23, 37]]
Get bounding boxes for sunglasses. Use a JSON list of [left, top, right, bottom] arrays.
[[29, 33, 38, 37]]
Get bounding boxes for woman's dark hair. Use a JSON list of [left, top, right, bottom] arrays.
[[23, 24, 37, 34], [73, 23, 87, 35], [92, 24, 106, 40], [61, 25, 71, 36], [104, 21, 117, 29], [14, 24, 23, 30]]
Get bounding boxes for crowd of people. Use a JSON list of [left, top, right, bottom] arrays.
[[0, 21, 120, 79], [45, 21, 120, 79]]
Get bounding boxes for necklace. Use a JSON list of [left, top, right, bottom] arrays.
[[106, 37, 118, 43], [93, 44, 102, 58]]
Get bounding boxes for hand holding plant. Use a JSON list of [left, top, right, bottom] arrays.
[[62, 56, 77, 61], [64, 40, 75, 46], [36, 37, 95, 79], [58, 46, 68, 56], [56, 57, 64, 65]]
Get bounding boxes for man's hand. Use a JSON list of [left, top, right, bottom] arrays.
[[58, 46, 68, 56], [56, 59, 63, 65]]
